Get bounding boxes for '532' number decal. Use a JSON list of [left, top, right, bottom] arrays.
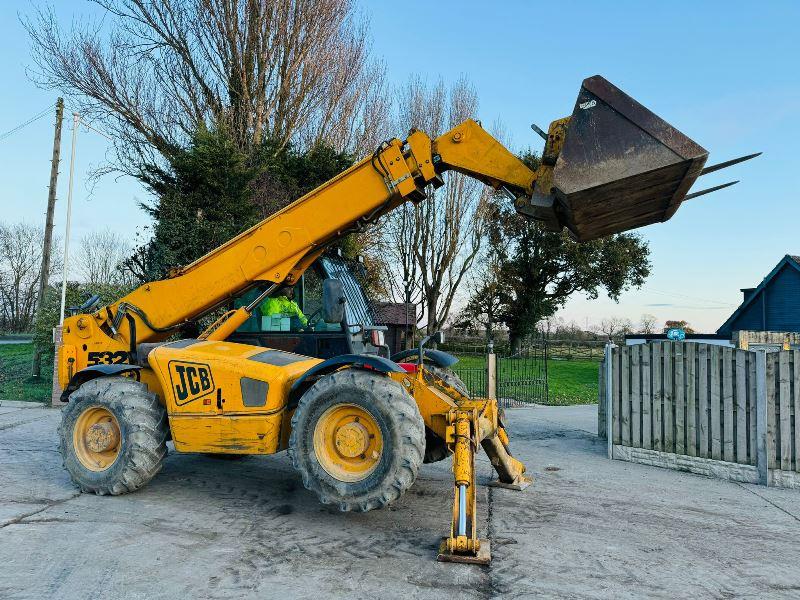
[[87, 351, 130, 366]]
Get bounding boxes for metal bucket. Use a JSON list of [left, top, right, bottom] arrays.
[[550, 76, 708, 242]]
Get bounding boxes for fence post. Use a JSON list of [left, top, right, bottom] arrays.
[[487, 342, 497, 400], [755, 350, 769, 486], [605, 341, 615, 459], [543, 338, 549, 404]]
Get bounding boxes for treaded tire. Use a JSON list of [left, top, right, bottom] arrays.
[[288, 369, 424, 512], [427, 365, 470, 398], [423, 427, 450, 464], [59, 376, 168, 495]]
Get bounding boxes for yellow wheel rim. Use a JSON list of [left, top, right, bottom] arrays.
[[313, 403, 383, 482], [72, 406, 121, 472]]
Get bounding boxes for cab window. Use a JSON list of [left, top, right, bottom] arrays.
[[234, 269, 343, 334]]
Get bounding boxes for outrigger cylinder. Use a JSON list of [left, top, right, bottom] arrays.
[[458, 484, 467, 537]]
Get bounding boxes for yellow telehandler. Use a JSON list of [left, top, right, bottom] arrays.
[[55, 76, 754, 563]]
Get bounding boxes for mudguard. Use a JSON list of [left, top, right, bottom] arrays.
[[288, 353, 403, 407], [390, 349, 459, 368], [60, 364, 142, 402]]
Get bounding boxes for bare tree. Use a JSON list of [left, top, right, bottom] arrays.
[[639, 313, 657, 334], [75, 229, 135, 287], [542, 315, 564, 338], [25, 0, 388, 175], [379, 76, 491, 336], [0, 223, 60, 333], [457, 251, 505, 343], [596, 317, 633, 341]]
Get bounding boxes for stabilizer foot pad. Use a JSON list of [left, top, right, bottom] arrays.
[[488, 475, 533, 491], [437, 539, 491, 565]]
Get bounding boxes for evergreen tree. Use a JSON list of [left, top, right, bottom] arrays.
[[127, 126, 353, 282]]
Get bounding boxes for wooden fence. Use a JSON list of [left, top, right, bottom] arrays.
[[598, 342, 800, 487]]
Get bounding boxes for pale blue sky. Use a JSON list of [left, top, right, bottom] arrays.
[[1, 1, 798, 332]]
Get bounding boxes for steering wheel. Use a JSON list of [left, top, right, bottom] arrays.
[[302, 307, 323, 330]]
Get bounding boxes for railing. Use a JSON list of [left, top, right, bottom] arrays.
[[498, 345, 548, 406], [546, 339, 606, 361], [448, 342, 549, 407]]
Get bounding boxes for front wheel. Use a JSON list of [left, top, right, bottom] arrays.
[[59, 376, 168, 495], [289, 369, 425, 512]]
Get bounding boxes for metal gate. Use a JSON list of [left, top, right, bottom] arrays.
[[446, 345, 488, 399], [498, 343, 549, 407], [447, 341, 549, 407]]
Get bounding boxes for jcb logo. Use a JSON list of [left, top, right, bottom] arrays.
[[168, 361, 215, 405]]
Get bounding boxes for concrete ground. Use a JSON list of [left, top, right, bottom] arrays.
[[2, 401, 800, 599]]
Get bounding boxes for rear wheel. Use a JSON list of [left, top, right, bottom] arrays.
[[59, 376, 168, 495], [289, 369, 425, 512], [426, 364, 470, 398]]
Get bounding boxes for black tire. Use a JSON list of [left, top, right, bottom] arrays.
[[59, 376, 168, 495], [288, 369, 425, 512], [427, 364, 471, 398], [423, 427, 450, 464]]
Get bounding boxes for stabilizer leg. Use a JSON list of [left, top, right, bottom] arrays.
[[482, 426, 532, 491], [437, 411, 491, 565]]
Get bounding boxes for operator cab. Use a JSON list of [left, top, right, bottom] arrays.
[[227, 255, 388, 359]]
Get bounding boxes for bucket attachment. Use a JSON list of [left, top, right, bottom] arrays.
[[517, 75, 737, 242]]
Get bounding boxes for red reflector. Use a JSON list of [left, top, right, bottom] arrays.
[[203, 398, 211, 405], [398, 363, 418, 373]]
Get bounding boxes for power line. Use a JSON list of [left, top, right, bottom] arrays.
[[642, 286, 737, 307], [0, 103, 57, 143], [77, 118, 114, 142]]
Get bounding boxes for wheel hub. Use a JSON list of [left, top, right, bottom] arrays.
[[72, 406, 121, 471], [313, 404, 383, 482], [85, 421, 119, 453], [334, 421, 370, 458]]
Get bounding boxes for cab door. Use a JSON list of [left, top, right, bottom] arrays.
[[228, 265, 349, 358]]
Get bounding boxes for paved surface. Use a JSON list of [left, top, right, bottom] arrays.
[[2, 400, 800, 599]]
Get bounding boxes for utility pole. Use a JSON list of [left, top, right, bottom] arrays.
[[32, 98, 64, 378]]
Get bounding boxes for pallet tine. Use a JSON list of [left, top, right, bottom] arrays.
[[700, 152, 761, 176], [683, 180, 739, 201]]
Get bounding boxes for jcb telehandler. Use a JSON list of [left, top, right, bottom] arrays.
[[55, 76, 755, 563]]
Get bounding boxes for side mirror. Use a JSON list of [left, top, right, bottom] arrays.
[[322, 278, 345, 324], [417, 330, 445, 365]]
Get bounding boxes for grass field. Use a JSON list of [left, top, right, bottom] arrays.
[[0, 343, 53, 403], [454, 355, 486, 370], [547, 359, 599, 405], [453, 354, 599, 405]]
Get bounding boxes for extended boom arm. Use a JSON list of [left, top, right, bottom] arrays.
[[59, 120, 539, 384], [60, 75, 756, 388]]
